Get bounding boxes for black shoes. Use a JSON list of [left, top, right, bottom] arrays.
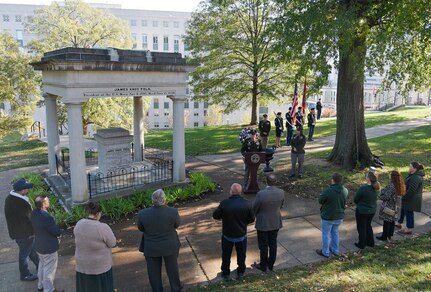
[[222, 274, 231, 282], [252, 262, 267, 272], [354, 242, 364, 249], [376, 235, 387, 241], [289, 174, 296, 178], [21, 274, 38, 281], [236, 272, 244, 280], [315, 249, 329, 258]]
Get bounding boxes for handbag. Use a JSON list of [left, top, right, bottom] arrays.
[[382, 206, 395, 216]]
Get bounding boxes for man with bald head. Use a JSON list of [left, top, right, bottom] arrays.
[[213, 183, 255, 281], [252, 174, 285, 272]]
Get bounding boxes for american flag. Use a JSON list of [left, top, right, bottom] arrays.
[[290, 83, 298, 124]]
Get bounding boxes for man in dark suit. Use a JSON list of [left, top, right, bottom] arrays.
[[31, 196, 63, 292], [258, 114, 271, 149], [316, 98, 323, 120], [252, 174, 285, 272], [307, 108, 317, 141], [213, 183, 255, 281], [138, 189, 182, 292], [285, 107, 294, 146], [4, 178, 39, 281]]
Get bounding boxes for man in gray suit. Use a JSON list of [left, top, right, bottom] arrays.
[[138, 189, 182, 292], [252, 174, 285, 272]]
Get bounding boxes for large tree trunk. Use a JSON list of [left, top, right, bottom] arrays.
[[250, 71, 258, 125], [328, 34, 374, 170]]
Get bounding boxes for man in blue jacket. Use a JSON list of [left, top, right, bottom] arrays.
[[31, 196, 63, 292], [213, 183, 255, 281]]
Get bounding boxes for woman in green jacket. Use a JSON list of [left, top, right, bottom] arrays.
[[396, 161, 425, 235], [354, 172, 380, 249]]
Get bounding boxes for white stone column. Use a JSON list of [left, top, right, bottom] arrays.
[[44, 93, 61, 175], [66, 102, 89, 204], [169, 95, 186, 182], [133, 96, 145, 162]]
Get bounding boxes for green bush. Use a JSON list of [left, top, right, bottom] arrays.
[[15, 171, 217, 227]]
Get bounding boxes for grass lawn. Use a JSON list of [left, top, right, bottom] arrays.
[[282, 125, 430, 202], [0, 132, 48, 172], [195, 233, 431, 291], [146, 106, 431, 155]]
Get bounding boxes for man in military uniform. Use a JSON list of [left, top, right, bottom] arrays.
[[285, 107, 294, 146], [295, 107, 304, 129], [307, 108, 317, 141], [274, 112, 284, 148], [258, 114, 271, 149], [316, 98, 323, 120], [241, 129, 262, 189]]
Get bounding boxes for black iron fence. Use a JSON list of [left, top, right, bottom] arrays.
[[87, 160, 173, 197], [61, 148, 98, 166], [55, 154, 71, 186]]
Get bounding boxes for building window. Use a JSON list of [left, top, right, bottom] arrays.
[[163, 21, 169, 28], [184, 101, 189, 109], [174, 35, 180, 52], [16, 30, 24, 46], [164, 112, 169, 116], [152, 20, 158, 27], [164, 123, 170, 128], [142, 34, 148, 50], [184, 43, 189, 52], [204, 110, 207, 116], [154, 111, 159, 117], [3, 15, 9, 22], [173, 21, 179, 28], [153, 98, 159, 109], [131, 33, 137, 49], [204, 102, 209, 108], [141, 19, 147, 27], [259, 106, 268, 114], [163, 36, 169, 51], [204, 122, 208, 127], [131, 19, 136, 26], [154, 122, 159, 128], [153, 35, 158, 50], [194, 112, 199, 117], [15, 15, 22, 22], [164, 101, 169, 109], [194, 122, 199, 127], [194, 102, 199, 109]]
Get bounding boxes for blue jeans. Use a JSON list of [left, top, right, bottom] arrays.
[[16, 237, 39, 278], [286, 127, 294, 145], [308, 125, 315, 140], [321, 219, 343, 256], [398, 208, 414, 228]]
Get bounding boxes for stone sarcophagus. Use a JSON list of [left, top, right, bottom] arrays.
[[94, 128, 133, 174]]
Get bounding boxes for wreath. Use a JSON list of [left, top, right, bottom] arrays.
[[239, 127, 258, 144]]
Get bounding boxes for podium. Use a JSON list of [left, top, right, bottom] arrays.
[[243, 152, 266, 194]]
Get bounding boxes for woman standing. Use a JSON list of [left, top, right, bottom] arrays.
[[74, 202, 117, 292], [396, 161, 425, 235], [289, 127, 306, 178], [354, 172, 380, 249], [376, 170, 406, 241]]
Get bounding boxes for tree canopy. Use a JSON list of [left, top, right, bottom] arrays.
[[185, 0, 303, 125], [276, 0, 431, 169], [0, 33, 40, 138]]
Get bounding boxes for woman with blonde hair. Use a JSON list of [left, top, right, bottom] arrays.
[[354, 171, 380, 249], [376, 170, 406, 241]]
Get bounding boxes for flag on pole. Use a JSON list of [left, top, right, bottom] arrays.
[[302, 78, 307, 113], [290, 83, 298, 124]]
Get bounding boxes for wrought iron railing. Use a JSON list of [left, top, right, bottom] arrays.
[[55, 154, 71, 186], [87, 160, 173, 198]]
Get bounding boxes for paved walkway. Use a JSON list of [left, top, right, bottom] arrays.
[[1, 118, 430, 291]]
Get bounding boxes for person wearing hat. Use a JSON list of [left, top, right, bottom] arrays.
[[316, 98, 323, 120], [307, 108, 317, 141], [241, 128, 262, 188], [295, 107, 304, 129], [285, 107, 294, 146], [4, 178, 39, 281], [258, 114, 271, 149], [274, 112, 284, 148]]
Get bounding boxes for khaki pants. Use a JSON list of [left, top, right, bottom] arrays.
[[37, 251, 58, 292]]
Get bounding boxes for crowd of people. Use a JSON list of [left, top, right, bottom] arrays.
[[3, 155, 425, 291]]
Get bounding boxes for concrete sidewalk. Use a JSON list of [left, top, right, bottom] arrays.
[[1, 117, 430, 291]]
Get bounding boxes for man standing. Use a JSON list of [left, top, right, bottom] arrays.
[[316, 98, 323, 120], [138, 189, 182, 292], [241, 129, 262, 189], [4, 178, 39, 281], [307, 108, 317, 141], [258, 114, 271, 149], [213, 183, 255, 281], [274, 112, 284, 148], [252, 174, 284, 272], [295, 107, 304, 129], [316, 173, 349, 258], [31, 196, 63, 292], [285, 108, 294, 146]]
